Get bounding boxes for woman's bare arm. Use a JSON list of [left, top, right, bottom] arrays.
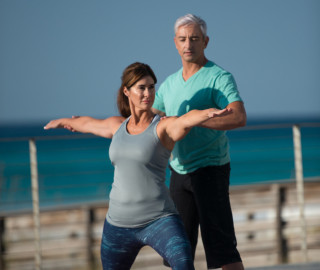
[[199, 101, 246, 130], [157, 108, 231, 150], [44, 116, 124, 138]]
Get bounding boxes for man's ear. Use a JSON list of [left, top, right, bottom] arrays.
[[174, 36, 178, 50], [204, 36, 209, 49]]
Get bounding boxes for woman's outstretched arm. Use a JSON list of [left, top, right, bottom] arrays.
[[199, 101, 246, 130], [158, 108, 232, 150], [44, 116, 124, 138]]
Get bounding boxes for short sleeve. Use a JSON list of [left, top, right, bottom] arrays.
[[153, 84, 166, 112], [213, 72, 243, 109]]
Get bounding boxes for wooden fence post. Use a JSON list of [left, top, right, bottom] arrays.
[[29, 139, 42, 270], [85, 207, 95, 270], [0, 217, 4, 270], [273, 184, 287, 264], [292, 124, 308, 262]]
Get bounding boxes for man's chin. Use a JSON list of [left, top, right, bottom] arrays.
[[183, 57, 196, 63]]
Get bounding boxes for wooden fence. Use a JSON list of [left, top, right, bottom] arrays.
[[1, 122, 319, 269], [1, 180, 320, 270]]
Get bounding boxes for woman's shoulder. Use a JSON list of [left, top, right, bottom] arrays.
[[108, 115, 126, 121], [104, 116, 126, 135], [156, 115, 178, 132], [104, 116, 125, 124], [156, 116, 178, 151]]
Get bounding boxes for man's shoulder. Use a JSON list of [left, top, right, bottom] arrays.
[[162, 68, 182, 83], [201, 61, 238, 88], [205, 60, 232, 76]]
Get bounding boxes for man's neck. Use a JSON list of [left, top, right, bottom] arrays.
[[182, 58, 208, 81]]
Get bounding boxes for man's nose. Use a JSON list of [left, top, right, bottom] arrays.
[[185, 38, 192, 48]]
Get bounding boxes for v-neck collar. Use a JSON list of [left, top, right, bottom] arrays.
[[178, 61, 210, 85]]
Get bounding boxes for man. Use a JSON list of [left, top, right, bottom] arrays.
[[152, 14, 246, 270]]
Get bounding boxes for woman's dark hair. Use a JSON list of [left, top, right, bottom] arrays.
[[117, 62, 157, 117]]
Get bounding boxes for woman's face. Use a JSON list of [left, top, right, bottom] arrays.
[[124, 75, 155, 112]]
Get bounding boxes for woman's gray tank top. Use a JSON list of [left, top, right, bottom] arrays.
[[107, 114, 178, 228]]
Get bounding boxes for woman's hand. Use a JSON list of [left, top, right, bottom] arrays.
[[44, 119, 66, 130], [207, 107, 232, 118], [64, 116, 79, 132]]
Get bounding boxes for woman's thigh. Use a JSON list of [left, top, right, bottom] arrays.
[[100, 220, 142, 270], [139, 215, 195, 270]]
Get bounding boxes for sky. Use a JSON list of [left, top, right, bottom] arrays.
[[1, 0, 320, 125]]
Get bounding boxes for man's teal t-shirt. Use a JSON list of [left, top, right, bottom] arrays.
[[153, 61, 243, 174]]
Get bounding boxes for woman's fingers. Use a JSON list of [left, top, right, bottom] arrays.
[[208, 108, 232, 118]]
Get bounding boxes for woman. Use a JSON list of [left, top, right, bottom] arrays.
[[44, 62, 231, 270]]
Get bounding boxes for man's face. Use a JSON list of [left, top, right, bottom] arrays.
[[174, 23, 209, 64]]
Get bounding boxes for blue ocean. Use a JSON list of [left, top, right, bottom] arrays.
[[1, 117, 319, 215]]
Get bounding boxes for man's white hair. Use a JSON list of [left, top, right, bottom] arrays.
[[174, 14, 207, 38]]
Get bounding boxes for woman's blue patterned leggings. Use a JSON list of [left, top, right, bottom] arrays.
[[100, 215, 195, 270]]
